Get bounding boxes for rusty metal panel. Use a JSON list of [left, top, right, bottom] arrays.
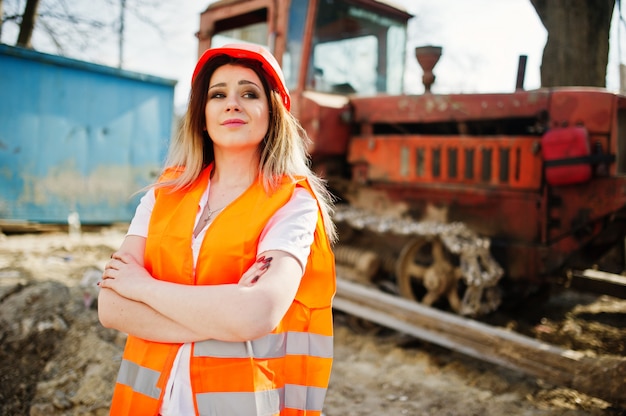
[[350, 90, 551, 124], [348, 135, 543, 190], [548, 88, 616, 133], [299, 92, 351, 157], [0, 45, 176, 224]]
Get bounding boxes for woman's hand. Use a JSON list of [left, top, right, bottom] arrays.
[[238, 255, 273, 287], [100, 251, 153, 302]]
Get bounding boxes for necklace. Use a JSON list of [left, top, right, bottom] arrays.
[[202, 205, 224, 226]]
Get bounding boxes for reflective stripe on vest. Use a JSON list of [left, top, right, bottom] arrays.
[[193, 331, 333, 359], [195, 385, 326, 415], [196, 388, 282, 415], [284, 384, 327, 411], [116, 359, 161, 400]]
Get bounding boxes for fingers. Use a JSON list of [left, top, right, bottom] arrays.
[[102, 254, 124, 283], [256, 256, 273, 267], [100, 252, 134, 288], [104, 251, 135, 271], [111, 252, 132, 263], [250, 256, 272, 283], [99, 271, 112, 287], [100, 259, 122, 286], [101, 265, 115, 281], [239, 256, 273, 286], [104, 258, 121, 271]]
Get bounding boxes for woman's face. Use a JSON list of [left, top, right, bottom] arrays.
[[205, 64, 270, 153]]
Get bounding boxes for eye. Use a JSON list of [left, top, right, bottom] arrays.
[[243, 91, 259, 99], [209, 91, 226, 99]]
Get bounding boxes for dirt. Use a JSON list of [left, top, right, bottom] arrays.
[[0, 226, 624, 415]]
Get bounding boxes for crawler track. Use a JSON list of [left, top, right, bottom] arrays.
[[332, 277, 626, 408]]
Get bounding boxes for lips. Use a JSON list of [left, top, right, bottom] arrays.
[[222, 119, 246, 127]]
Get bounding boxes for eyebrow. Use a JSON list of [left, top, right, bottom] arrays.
[[209, 80, 261, 90]]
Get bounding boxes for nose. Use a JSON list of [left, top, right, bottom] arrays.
[[225, 95, 241, 112]]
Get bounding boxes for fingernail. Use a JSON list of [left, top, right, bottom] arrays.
[[251, 275, 259, 283], [256, 256, 265, 263], [261, 263, 270, 271], [263, 257, 273, 263]]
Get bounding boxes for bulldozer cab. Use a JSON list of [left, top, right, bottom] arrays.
[[196, 0, 412, 102]]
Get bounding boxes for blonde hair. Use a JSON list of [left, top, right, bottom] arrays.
[[158, 56, 337, 242]]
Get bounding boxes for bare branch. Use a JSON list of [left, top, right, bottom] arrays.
[[4, 0, 178, 68], [38, 15, 64, 53]]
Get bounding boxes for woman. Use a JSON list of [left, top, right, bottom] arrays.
[[98, 43, 337, 416]]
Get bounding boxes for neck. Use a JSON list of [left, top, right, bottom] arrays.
[[210, 150, 260, 188]]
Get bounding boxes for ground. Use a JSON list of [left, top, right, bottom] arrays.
[[0, 227, 623, 415]]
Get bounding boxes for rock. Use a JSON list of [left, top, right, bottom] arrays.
[[0, 280, 121, 415]]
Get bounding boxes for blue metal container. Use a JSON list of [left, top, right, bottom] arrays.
[[0, 44, 177, 225]]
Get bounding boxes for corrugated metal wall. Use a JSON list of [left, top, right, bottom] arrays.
[[0, 44, 177, 224]]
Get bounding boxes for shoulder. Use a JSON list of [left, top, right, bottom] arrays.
[[159, 166, 185, 182], [271, 188, 318, 232], [291, 186, 317, 209], [258, 187, 318, 270]]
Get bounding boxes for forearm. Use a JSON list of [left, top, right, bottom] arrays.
[[137, 251, 302, 342], [97, 288, 205, 343], [138, 281, 270, 342]]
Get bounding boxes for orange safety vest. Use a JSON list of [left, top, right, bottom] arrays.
[[109, 166, 336, 416]]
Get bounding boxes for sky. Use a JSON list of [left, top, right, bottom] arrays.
[[127, 0, 551, 108], [3, 0, 625, 111]]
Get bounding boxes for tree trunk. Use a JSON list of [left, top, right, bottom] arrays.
[[16, 0, 41, 48], [530, 0, 615, 87], [0, 0, 4, 39]]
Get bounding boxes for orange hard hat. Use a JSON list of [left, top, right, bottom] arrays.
[[192, 43, 291, 111]]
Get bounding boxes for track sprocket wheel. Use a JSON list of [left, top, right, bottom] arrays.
[[395, 237, 464, 312]]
